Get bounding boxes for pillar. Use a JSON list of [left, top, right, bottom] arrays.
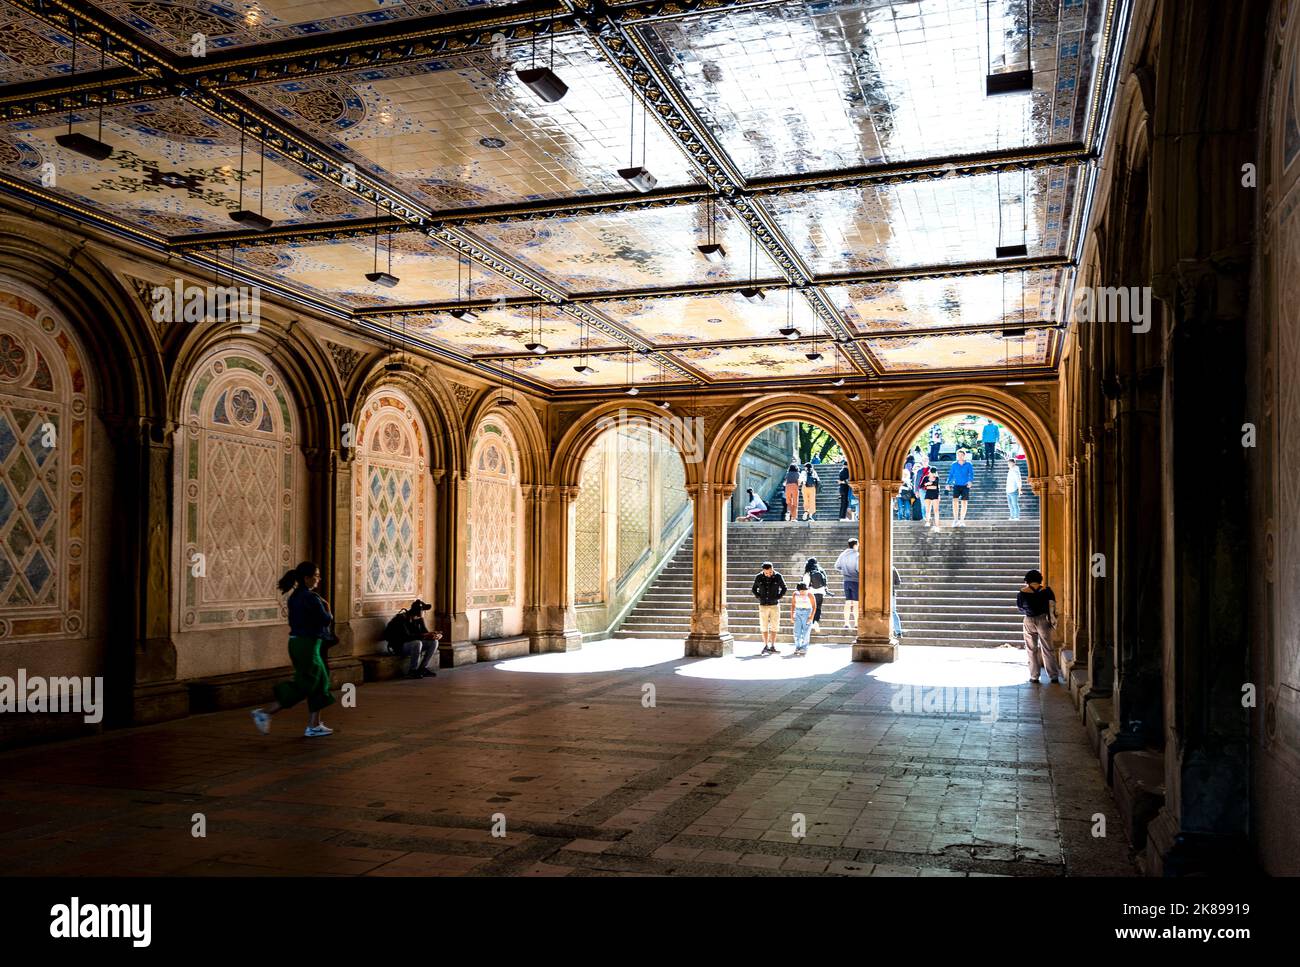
[[432, 468, 476, 665], [532, 484, 583, 653], [853, 478, 894, 662], [685, 481, 734, 657]]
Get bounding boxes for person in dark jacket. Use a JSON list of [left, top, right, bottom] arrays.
[[837, 459, 851, 520], [1016, 569, 1060, 684], [803, 557, 830, 631], [752, 562, 787, 655], [251, 561, 336, 737], [384, 599, 442, 679]]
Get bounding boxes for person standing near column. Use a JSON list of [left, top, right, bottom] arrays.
[[1017, 569, 1060, 684], [752, 561, 787, 656], [1005, 455, 1023, 520], [251, 561, 336, 737], [801, 462, 820, 521], [920, 464, 941, 527], [948, 448, 974, 527], [834, 538, 859, 630], [790, 581, 815, 657], [802, 556, 829, 633], [783, 463, 800, 521], [891, 564, 904, 642], [837, 458, 851, 521]]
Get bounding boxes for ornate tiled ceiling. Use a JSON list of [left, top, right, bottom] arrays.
[[0, 0, 1120, 392]]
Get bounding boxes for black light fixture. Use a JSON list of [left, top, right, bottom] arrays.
[[56, 24, 114, 161], [994, 166, 1029, 259], [847, 391, 861, 402], [573, 363, 595, 375], [985, 0, 1035, 96], [516, 19, 568, 102], [523, 303, 548, 354], [365, 198, 399, 286], [740, 287, 766, 303], [229, 116, 274, 231], [778, 286, 800, 339], [573, 317, 595, 374], [624, 350, 639, 395], [696, 196, 726, 262], [738, 233, 764, 301], [833, 376, 846, 387], [618, 88, 656, 193], [447, 253, 478, 320]]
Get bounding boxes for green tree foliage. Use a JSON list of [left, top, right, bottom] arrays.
[[798, 423, 843, 465]]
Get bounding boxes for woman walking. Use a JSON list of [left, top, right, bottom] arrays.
[[251, 561, 336, 737], [783, 463, 800, 521], [801, 463, 821, 521], [790, 581, 816, 657], [803, 556, 829, 632], [920, 465, 942, 527]]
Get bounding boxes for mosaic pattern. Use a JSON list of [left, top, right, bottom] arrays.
[[659, 439, 687, 531], [352, 390, 427, 615], [467, 420, 517, 609], [670, 341, 854, 382], [638, 0, 1102, 176], [593, 289, 817, 346], [403, 304, 618, 356], [764, 166, 1078, 275], [91, 1, 512, 57], [0, 1, 127, 86], [616, 427, 651, 578], [179, 348, 297, 630], [0, 99, 372, 238], [230, 233, 528, 310], [574, 444, 604, 604], [506, 351, 661, 390], [866, 328, 1053, 372], [244, 34, 698, 210], [468, 203, 781, 293], [0, 286, 89, 640], [825, 268, 1066, 334]]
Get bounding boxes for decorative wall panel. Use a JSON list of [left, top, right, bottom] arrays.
[[616, 428, 651, 579], [0, 286, 89, 640], [574, 445, 604, 603], [467, 420, 518, 608], [352, 389, 427, 615], [178, 348, 296, 630]]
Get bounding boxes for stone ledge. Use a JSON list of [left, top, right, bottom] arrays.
[[1112, 749, 1165, 852], [476, 635, 530, 662], [1084, 697, 1113, 759], [358, 653, 408, 682], [188, 657, 363, 713], [1068, 668, 1090, 707]]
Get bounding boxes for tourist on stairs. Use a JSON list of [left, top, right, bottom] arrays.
[[782, 463, 800, 521], [834, 538, 860, 629], [838, 458, 851, 520], [948, 448, 974, 527], [251, 561, 336, 738], [898, 459, 914, 520], [920, 465, 941, 527], [790, 582, 815, 657], [801, 463, 821, 521], [891, 565, 904, 642], [752, 561, 787, 655], [928, 423, 943, 463], [1005, 455, 1023, 520], [738, 487, 768, 522], [1017, 569, 1061, 684], [803, 557, 830, 632], [981, 418, 1000, 469]]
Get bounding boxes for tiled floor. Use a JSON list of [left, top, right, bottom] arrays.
[[0, 641, 1135, 877]]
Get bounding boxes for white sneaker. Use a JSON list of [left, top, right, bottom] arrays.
[[251, 708, 270, 735], [304, 723, 333, 737]]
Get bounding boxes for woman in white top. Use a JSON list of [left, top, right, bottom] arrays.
[[740, 487, 768, 522], [790, 582, 816, 656], [1005, 456, 1023, 520]]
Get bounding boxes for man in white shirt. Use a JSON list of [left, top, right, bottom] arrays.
[[1006, 455, 1023, 520], [834, 538, 860, 630]]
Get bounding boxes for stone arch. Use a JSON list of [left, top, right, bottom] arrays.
[[350, 362, 459, 482], [549, 398, 705, 490], [350, 385, 433, 618], [877, 387, 1058, 482], [707, 393, 875, 488], [466, 388, 547, 487]]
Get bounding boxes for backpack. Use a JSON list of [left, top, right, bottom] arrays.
[[910, 496, 924, 520], [807, 568, 827, 590], [382, 610, 410, 655]]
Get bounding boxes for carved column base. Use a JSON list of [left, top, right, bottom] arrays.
[[439, 640, 478, 667], [685, 632, 734, 658], [1143, 807, 1253, 876], [531, 629, 583, 654], [853, 635, 896, 663]]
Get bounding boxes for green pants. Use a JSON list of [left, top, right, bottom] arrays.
[[273, 636, 334, 712]]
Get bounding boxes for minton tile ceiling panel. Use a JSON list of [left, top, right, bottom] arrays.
[[499, 350, 658, 389], [826, 267, 1065, 334], [230, 232, 528, 309], [669, 340, 853, 381], [399, 306, 623, 357], [88, 1, 511, 56], [470, 203, 781, 293], [244, 35, 699, 211], [0, 98, 373, 237], [636, 0, 1101, 179], [0, 2, 129, 87], [866, 327, 1052, 372], [592, 289, 820, 346], [766, 165, 1077, 275]]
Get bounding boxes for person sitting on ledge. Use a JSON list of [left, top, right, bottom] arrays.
[[383, 599, 442, 679], [737, 487, 768, 522]]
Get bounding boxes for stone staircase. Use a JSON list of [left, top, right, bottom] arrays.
[[893, 458, 1041, 647], [616, 481, 858, 644], [612, 457, 1042, 649]]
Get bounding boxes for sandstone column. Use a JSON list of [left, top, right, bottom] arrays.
[[532, 484, 583, 653], [853, 478, 894, 662], [685, 481, 734, 657], [432, 468, 475, 665]]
